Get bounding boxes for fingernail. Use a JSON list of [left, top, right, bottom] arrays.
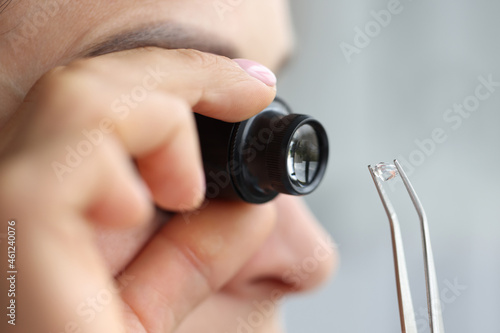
[[233, 59, 277, 87]]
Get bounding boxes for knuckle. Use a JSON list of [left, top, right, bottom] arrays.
[[164, 95, 193, 125], [22, 58, 134, 142], [64, 57, 116, 80], [174, 48, 229, 70], [29, 62, 103, 117], [26, 65, 64, 100], [174, 49, 250, 88]]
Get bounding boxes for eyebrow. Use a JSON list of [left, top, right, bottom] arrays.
[[81, 23, 239, 59]]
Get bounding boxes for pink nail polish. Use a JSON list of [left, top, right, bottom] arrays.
[[233, 59, 277, 87]]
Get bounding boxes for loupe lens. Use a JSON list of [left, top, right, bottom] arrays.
[[196, 98, 329, 204], [265, 113, 328, 197], [288, 124, 320, 186]]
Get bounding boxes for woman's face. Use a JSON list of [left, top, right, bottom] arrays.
[[0, 0, 294, 113], [0, 1, 337, 332]]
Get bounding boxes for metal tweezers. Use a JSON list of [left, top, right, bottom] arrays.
[[368, 159, 445, 333]]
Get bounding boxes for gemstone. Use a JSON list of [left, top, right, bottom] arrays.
[[372, 162, 398, 182]]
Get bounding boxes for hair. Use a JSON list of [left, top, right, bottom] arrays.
[[0, 0, 12, 14]]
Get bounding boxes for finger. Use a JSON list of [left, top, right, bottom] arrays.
[[17, 50, 277, 211], [99, 48, 278, 121], [119, 201, 277, 332], [23, 84, 205, 210], [24, 48, 277, 132], [114, 93, 205, 210], [0, 134, 156, 332], [1, 132, 153, 228]]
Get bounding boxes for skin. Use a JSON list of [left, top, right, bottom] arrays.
[[0, 1, 337, 332]]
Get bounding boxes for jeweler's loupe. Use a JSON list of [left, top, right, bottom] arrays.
[[195, 98, 329, 204]]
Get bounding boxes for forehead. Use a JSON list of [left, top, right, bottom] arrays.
[[0, 0, 293, 76]]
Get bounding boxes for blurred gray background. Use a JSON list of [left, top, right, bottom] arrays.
[[279, 0, 500, 332]]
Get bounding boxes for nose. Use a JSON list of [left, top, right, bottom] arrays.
[[222, 195, 338, 298]]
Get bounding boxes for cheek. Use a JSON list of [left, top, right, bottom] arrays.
[[274, 196, 331, 248], [274, 196, 339, 283], [222, 195, 338, 298], [174, 292, 285, 333]]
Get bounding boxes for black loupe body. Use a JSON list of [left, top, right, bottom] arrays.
[[195, 98, 329, 204]]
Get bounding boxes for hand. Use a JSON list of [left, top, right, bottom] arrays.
[[0, 48, 278, 332]]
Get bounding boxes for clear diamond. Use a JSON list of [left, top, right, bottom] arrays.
[[372, 162, 398, 182]]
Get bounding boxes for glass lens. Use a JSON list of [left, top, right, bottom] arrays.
[[287, 124, 320, 186]]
